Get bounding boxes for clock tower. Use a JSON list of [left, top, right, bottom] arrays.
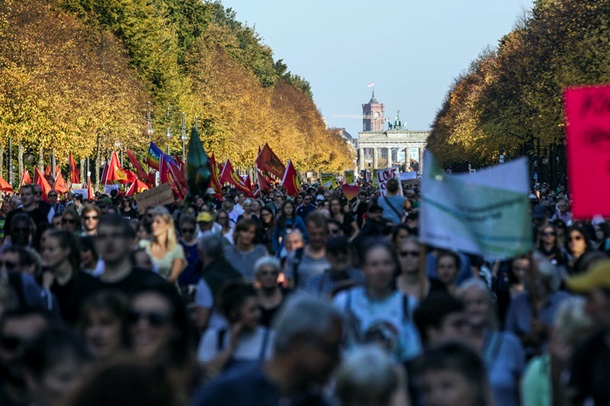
[[362, 91, 384, 131]]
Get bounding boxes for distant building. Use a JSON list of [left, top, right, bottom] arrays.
[[357, 91, 430, 173]]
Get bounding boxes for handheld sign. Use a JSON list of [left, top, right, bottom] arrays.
[[135, 183, 174, 214], [564, 85, 610, 218], [420, 151, 532, 259], [377, 167, 400, 196]]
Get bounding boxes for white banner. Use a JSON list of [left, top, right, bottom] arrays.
[[420, 151, 532, 259]]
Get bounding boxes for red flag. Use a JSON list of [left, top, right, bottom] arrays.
[[147, 172, 156, 188], [44, 165, 51, 177], [126, 149, 148, 182], [53, 172, 69, 194], [21, 169, 32, 186], [159, 154, 186, 199], [281, 160, 300, 197], [125, 170, 137, 184], [220, 159, 253, 197], [33, 168, 53, 202], [255, 166, 271, 196], [126, 178, 149, 196], [69, 152, 80, 184], [0, 175, 13, 193], [87, 176, 94, 201], [209, 153, 223, 197], [104, 152, 128, 184], [255, 144, 286, 179], [244, 174, 253, 192]]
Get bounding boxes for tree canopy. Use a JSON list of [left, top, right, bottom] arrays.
[[427, 0, 610, 178], [0, 0, 353, 176]]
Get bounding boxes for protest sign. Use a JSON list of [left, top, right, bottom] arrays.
[[400, 172, 417, 181], [344, 170, 355, 185], [372, 169, 379, 186], [321, 173, 336, 188], [564, 85, 610, 218], [376, 167, 400, 196], [420, 151, 532, 259], [135, 182, 174, 214], [104, 184, 119, 196], [71, 189, 87, 199]]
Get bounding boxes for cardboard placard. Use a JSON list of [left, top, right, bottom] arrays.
[[565, 85, 610, 218], [377, 167, 400, 196], [344, 170, 355, 185], [136, 183, 174, 214]]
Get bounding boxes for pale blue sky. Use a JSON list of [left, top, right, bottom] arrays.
[[221, 0, 535, 137]]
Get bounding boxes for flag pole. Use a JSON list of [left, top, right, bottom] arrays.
[[418, 242, 427, 300]]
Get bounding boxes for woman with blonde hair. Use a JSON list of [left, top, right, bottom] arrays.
[[138, 206, 186, 282]]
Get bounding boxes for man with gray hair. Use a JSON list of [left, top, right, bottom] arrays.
[[192, 233, 242, 331], [190, 294, 344, 405]]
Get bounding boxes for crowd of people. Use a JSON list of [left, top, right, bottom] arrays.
[[0, 178, 608, 406]]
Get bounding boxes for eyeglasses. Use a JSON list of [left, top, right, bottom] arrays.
[[48, 194, 57, 198], [128, 311, 171, 327], [62, 218, 76, 224], [541, 231, 556, 236], [96, 232, 128, 240], [0, 260, 17, 270], [181, 228, 195, 234], [84, 216, 99, 221], [257, 269, 279, 276], [399, 251, 420, 257], [0, 336, 24, 351]]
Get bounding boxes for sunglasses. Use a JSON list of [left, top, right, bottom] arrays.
[[0, 336, 24, 351], [181, 228, 195, 234], [0, 260, 17, 270], [84, 216, 99, 221], [399, 251, 420, 257], [48, 194, 57, 198], [128, 311, 171, 327], [62, 218, 76, 224], [258, 269, 279, 276], [542, 231, 556, 236]]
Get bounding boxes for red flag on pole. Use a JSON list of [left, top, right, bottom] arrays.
[[69, 152, 80, 184], [255, 166, 271, 196], [33, 168, 52, 202], [44, 165, 51, 177], [126, 149, 148, 182], [104, 152, 128, 184], [220, 159, 253, 197], [54, 172, 69, 194], [0, 175, 13, 193], [87, 176, 94, 201], [126, 178, 149, 196], [159, 154, 186, 199], [255, 144, 285, 179], [208, 153, 223, 198], [281, 160, 300, 197], [21, 170, 32, 186]]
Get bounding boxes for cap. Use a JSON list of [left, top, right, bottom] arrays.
[[532, 204, 547, 219], [566, 259, 610, 293], [529, 194, 538, 200], [196, 212, 213, 223], [316, 195, 325, 201]]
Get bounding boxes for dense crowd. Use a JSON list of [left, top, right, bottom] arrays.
[[0, 178, 608, 406]]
